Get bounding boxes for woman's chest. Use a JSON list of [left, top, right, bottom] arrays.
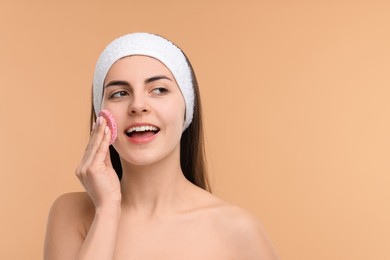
[[112, 217, 237, 259]]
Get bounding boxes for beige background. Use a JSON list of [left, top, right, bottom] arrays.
[[1, 1, 389, 259]]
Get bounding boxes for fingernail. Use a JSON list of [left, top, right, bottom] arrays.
[[92, 122, 96, 130], [97, 116, 102, 125], [104, 126, 109, 134]]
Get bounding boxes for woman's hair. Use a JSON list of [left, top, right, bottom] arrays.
[[89, 54, 211, 192]]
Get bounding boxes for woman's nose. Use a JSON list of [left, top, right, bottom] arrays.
[[128, 93, 150, 115]]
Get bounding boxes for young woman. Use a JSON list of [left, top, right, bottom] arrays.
[[44, 32, 278, 260]]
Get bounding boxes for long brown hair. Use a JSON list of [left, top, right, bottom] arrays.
[[90, 55, 211, 192]]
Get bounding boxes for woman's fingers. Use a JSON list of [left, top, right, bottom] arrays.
[[76, 116, 110, 179], [81, 117, 107, 165], [93, 125, 113, 168]]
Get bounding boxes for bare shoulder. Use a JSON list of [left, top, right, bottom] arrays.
[[49, 192, 94, 222], [193, 190, 279, 259], [50, 191, 93, 208], [47, 192, 94, 235], [44, 192, 94, 259]]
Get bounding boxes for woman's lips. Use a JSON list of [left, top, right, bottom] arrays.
[[126, 130, 159, 144], [124, 123, 160, 144]]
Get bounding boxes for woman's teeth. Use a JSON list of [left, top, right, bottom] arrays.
[[126, 125, 159, 134]]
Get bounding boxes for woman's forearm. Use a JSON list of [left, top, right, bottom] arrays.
[[78, 205, 121, 260]]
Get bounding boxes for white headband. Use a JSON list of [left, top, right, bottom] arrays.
[[93, 32, 194, 130]]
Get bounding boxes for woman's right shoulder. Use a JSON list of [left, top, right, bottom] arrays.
[[48, 192, 95, 232], [45, 193, 95, 258], [50, 192, 94, 213]]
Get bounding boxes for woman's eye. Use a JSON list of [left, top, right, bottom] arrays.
[[151, 87, 168, 95], [110, 91, 128, 98]]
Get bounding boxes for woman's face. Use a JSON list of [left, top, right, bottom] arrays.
[[101, 55, 186, 166]]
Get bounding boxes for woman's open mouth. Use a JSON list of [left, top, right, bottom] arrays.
[[125, 125, 160, 143]]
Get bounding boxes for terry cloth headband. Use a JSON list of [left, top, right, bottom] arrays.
[[93, 32, 194, 130]]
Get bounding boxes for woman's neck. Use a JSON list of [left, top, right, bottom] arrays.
[[118, 148, 190, 218]]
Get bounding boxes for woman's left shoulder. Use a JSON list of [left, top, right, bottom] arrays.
[[186, 185, 278, 258], [208, 198, 279, 259]]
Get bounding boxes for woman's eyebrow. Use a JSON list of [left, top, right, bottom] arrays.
[[104, 80, 129, 88], [104, 76, 172, 88], [145, 75, 172, 84]]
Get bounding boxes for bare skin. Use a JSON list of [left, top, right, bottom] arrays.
[[44, 56, 278, 260]]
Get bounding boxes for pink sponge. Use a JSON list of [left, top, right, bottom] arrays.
[[98, 110, 118, 144]]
